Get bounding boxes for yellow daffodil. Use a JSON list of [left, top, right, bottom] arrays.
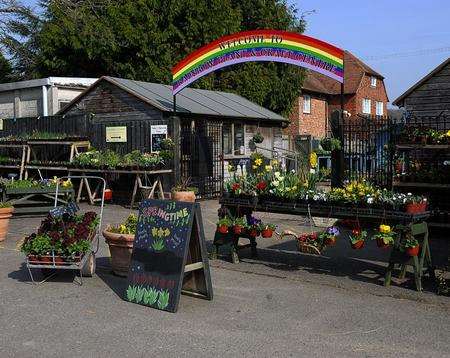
[[265, 165, 272, 172], [309, 152, 318, 168], [254, 158, 262, 166], [446, 130, 450, 137], [379, 224, 391, 234], [252, 165, 257, 170]]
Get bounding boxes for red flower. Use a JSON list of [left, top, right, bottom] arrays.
[[256, 181, 267, 191], [231, 183, 240, 192], [352, 228, 361, 236]]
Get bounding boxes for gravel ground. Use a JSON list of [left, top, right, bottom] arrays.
[[0, 200, 449, 358]]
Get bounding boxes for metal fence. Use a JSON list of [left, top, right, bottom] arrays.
[[180, 119, 223, 199]]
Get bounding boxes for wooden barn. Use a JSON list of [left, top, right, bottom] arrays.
[[393, 58, 450, 117], [59, 76, 288, 197]]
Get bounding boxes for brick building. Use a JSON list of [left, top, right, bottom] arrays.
[[288, 51, 389, 140]]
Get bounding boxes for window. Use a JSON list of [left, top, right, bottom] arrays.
[[303, 95, 311, 114], [376, 101, 384, 116], [223, 123, 245, 156], [362, 98, 371, 114], [370, 76, 377, 87]]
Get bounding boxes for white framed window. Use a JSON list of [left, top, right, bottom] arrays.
[[302, 95, 311, 114], [362, 98, 371, 114], [58, 100, 71, 110], [223, 122, 245, 156], [370, 76, 377, 87], [376, 101, 384, 116]]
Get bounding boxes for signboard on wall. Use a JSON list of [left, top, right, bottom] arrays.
[[151, 124, 168, 152], [106, 126, 127, 143]]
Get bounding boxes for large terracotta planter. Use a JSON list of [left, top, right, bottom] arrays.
[[172, 191, 196, 202], [103, 229, 135, 277], [0, 207, 14, 242]]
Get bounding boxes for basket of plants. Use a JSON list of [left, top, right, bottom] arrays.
[[21, 210, 99, 265], [20, 176, 105, 284]]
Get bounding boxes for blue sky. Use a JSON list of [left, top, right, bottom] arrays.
[[22, 0, 450, 106], [293, 0, 450, 106]]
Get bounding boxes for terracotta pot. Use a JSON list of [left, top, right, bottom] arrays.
[[326, 237, 336, 246], [53, 256, 66, 265], [351, 240, 365, 249], [261, 229, 273, 238], [406, 245, 420, 257], [233, 225, 243, 235], [103, 229, 135, 277], [0, 207, 13, 242], [217, 225, 229, 234], [172, 191, 196, 202], [376, 238, 391, 249], [405, 202, 427, 214], [103, 189, 113, 200]]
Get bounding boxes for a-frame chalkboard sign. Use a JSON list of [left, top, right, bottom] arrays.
[[125, 199, 213, 312]]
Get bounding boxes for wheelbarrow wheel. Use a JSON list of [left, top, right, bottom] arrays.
[[81, 253, 96, 277]]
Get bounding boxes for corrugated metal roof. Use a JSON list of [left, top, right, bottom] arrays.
[[91, 76, 286, 122]]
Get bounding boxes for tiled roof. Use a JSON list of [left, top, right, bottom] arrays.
[[303, 51, 384, 95]]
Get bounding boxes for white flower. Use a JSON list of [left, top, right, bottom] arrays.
[[310, 169, 316, 174], [272, 180, 279, 187], [275, 171, 281, 178], [367, 197, 374, 204], [291, 169, 296, 173]]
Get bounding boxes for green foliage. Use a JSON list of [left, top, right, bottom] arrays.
[[2, 0, 306, 115], [157, 289, 170, 310], [404, 237, 419, 248], [0, 52, 13, 82], [22, 234, 52, 256], [66, 239, 91, 256]]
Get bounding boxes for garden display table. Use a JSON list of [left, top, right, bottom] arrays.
[[0, 143, 29, 180], [24, 140, 90, 179], [1, 186, 75, 214], [68, 168, 172, 206], [216, 197, 433, 291]]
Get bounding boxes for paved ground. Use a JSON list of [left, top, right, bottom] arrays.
[[0, 200, 449, 357]]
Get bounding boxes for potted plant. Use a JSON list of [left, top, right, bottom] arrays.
[[103, 213, 137, 277], [349, 228, 367, 249], [233, 217, 247, 235], [319, 226, 340, 246], [217, 217, 232, 234], [372, 224, 395, 249], [247, 216, 261, 238], [404, 195, 427, 214], [172, 177, 197, 202], [404, 237, 420, 256], [0, 202, 14, 241], [21, 233, 53, 263], [320, 137, 341, 152], [259, 223, 276, 238], [252, 132, 264, 144]]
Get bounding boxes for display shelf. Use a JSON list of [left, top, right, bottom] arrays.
[[393, 181, 450, 189]]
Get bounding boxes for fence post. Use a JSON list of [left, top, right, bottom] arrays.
[[171, 115, 181, 187], [331, 110, 344, 187]]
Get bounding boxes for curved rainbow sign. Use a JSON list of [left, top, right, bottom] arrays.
[[172, 30, 344, 95]]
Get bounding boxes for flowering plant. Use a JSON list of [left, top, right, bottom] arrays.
[[372, 224, 396, 245], [109, 214, 138, 235], [349, 228, 367, 244], [258, 223, 276, 231]]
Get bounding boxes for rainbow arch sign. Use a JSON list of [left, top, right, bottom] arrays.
[[172, 30, 344, 95]]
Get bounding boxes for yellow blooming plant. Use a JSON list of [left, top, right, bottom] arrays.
[[372, 224, 395, 246], [309, 152, 318, 168], [109, 214, 138, 235]]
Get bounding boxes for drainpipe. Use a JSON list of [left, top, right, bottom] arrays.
[[42, 85, 48, 116]]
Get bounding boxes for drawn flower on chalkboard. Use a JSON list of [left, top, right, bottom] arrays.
[[126, 285, 137, 301], [143, 287, 159, 306], [152, 238, 165, 251], [157, 290, 170, 310]]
